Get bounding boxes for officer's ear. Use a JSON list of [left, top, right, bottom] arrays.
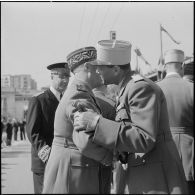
[[84, 62, 91, 71]]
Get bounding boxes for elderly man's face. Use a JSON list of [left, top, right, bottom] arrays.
[[51, 68, 70, 92]]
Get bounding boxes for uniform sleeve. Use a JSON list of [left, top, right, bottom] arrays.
[[26, 97, 48, 154], [93, 82, 159, 153], [67, 91, 113, 165]]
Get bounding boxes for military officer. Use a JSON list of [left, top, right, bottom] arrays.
[[42, 47, 114, 194], [74, 40, 188, 194], [26, 62, 70, 194], [183, 58, 194, 82], [157, 49, 194, 194]]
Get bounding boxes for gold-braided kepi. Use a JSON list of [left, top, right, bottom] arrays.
[[67, 47, 97, 72]]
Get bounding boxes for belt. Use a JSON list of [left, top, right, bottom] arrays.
[[53, 136, 78, 150], [170, 127, 193, 135], [127, 131, 173, 167]]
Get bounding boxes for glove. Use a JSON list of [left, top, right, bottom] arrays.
[[38, 145, 51, 163], [74, 111, 100, 132]]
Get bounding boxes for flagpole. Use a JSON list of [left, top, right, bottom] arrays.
[[158, 24, 163, 80], [135, 48, 139, 74], [160, 24, 163, 63]]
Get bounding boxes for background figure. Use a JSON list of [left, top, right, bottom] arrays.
[[19, 119, 26, 140], [182, 58, 194, 82], [183, 74, 194, 82], [74, 40, 188, 194], [6, 118, 13, 146], [182, 57, 194, 82], [1, 117, 7, 148], [157, 49, 194, 194], [12, 118, 19, 141], [26, 62, 70, 194], [1, 118, 4, 145]]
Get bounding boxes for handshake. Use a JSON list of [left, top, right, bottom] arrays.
[[74, 110, 100, 133]]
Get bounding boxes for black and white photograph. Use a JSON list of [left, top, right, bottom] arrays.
[[1, 1, 194, 194]]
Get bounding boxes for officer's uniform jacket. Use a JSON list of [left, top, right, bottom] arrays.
[[92, 74, 188, 194], [26, 89, 59, 173], [42, 77, 113, 194], [157, 73, 194, 181], [93, 87, 116, 120]]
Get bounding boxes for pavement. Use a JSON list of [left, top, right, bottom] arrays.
[[1, 137, 116, 194], [1, 139, 34, 194]]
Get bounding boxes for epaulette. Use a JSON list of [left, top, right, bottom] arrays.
[[33, 91, 44, 97], [76, 84, 88, 92], [132, 74, 144, 82]]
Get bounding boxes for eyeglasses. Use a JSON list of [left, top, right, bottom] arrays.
[[51, 72, 70, 79]]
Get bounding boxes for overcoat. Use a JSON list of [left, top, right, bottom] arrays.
[[42, 77, 114, 194], [157, 74, 194, 181], [26, 89, 59, 173], [92, 74, 188, 194]]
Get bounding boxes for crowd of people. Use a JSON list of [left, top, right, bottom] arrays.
[[1, 117, 26, 147], [4, 39, 193, 194]]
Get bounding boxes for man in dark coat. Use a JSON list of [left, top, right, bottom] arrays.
[[6, 118, 13, 146], [19, 119, 26, 140], [74, 40, 188, 194], [157, 49, 194, 194], [42, 47, 113, 194], [26, 62, 70, 194], [12, 118, 19, 141]]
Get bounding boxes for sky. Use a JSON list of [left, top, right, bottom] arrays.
[[1, 1, 194, 89]]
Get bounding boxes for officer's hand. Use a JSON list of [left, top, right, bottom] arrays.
[[74, 111, 100, 132]]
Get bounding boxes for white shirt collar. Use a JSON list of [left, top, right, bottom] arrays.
[[166, 72, 181, 77], [50, 86, 61, 101]]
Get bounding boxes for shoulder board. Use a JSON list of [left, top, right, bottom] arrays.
[[76, 84, 88, 92], [132, 74, 144, 82], [33, 91, 44, 97]]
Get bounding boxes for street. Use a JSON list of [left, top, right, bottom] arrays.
[[1, 139, 33, 194], [1, 138, 116, 194]]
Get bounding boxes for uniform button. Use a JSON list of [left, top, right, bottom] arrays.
[[142, 159, 145, 163], [86, 164, 89, 167]]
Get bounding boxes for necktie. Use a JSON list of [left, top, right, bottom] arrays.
[[60, 93, 63, 100]]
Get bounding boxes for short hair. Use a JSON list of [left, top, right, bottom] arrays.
[[103, 63, 131, 71]]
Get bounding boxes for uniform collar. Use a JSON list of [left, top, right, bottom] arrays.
[[118, 73, 132, 98], [93, 85, 108, 97]]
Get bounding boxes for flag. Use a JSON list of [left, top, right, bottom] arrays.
[[134, 48, 151, 67], [160, 25, 180, 44]]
